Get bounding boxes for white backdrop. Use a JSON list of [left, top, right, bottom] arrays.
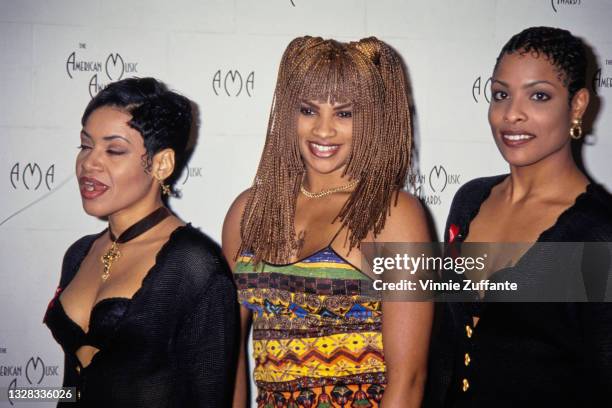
[[1, 0, 611, 406]]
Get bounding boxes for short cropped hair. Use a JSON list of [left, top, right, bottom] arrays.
[[495, 26, 587, 102], [82, 77, 192, 186]]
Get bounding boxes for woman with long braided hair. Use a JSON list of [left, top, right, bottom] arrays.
[[223, 37, 432, 407]]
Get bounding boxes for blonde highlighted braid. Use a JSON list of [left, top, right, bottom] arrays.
[[239, 36, 412, 265]]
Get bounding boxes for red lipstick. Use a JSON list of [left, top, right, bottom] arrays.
[[79, 176, 109, 199]]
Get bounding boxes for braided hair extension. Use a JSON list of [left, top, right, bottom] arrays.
[[239, 36, 412, 265], [494, 26, 587, 103]]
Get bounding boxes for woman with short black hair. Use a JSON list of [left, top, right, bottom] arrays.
[[44, 77, 238, 407], [427, 26, 612, 408]]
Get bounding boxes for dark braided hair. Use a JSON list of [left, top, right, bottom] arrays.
[[81, 77, 192, 193], [494, 26, 587, 102]]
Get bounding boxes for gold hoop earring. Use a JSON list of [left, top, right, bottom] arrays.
[[570, 118, 583, 140]]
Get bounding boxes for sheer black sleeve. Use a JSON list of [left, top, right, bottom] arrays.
[[173, 231, 239, 407]]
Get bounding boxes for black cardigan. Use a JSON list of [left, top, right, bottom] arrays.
[[44, 224, 238, 407], [425, 175, 612, 408]]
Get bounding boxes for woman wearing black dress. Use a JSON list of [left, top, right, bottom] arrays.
[[44, 77, 238, 407], [426, 27, 612, 407]]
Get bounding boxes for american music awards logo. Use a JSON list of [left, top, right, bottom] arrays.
[[408, 165, 462, 206], [2, 161, 72, 227], [212, 70, 255, 97], [9, 162, 55, 191], [551, 0, 581, 13], [2, 356, 60, 406], [592, 59, 612, 95], [472, 76, 491, 104], [182, 166, 203, 185], [66, 43, 140, 97]]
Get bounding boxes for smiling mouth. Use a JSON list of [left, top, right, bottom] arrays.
[[501, 132, 536, 147], [308, 142, 340, 158], [503, 134, 534, 141]]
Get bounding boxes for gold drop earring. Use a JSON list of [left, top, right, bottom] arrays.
[[570, 118, 583, 140], [159, 179, 171, 196], [157, 175, 171, 196]]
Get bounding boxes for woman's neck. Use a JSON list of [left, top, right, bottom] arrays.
[[108, 197, 164, 237], [506, 146, 588, 203], [302, 169, 355, 193]]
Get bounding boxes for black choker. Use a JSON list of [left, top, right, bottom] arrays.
[[101, 207, 171, 282]]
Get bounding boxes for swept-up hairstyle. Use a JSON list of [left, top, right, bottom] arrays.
[[239, 36, 412, 264], [82, 77, 193, 192]]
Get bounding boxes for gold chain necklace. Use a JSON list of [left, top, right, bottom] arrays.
[[300, 179, 359, 199]]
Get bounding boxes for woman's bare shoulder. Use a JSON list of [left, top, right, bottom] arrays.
[[222, 188, 252, 263], [372, 190, 430, 243]]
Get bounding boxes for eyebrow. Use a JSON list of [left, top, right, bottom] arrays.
[[523, 80, 555, 88], [80, 130, 132, 144], [491, 79, 555, 88], [333, 102, 353, 110], [300, 100, 353, 110], [300, 100, 319, 109]]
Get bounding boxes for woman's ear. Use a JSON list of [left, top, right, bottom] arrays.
[[151, 148, 176, 182], [571, 88, 590, 120]]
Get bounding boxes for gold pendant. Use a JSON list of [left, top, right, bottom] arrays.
[[100, 241, 121, 282]]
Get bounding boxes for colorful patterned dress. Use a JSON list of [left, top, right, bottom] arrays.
[[235, 245, 386, 408]]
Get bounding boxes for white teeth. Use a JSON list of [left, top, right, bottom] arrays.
[[503, 134, 533, 141], [311, 143, 338, 152], [82, 180, 106, 192]]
